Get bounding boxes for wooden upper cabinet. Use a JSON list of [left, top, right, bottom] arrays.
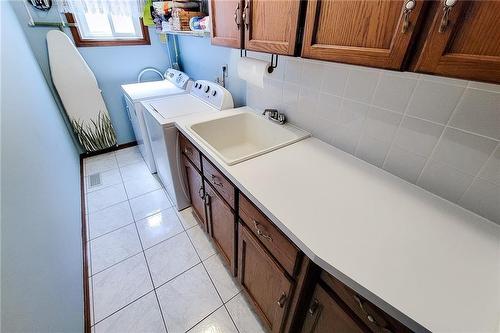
[[210, 0, 243, 48], [301, 0, 426, 69], [413, 1, 500, 83], [243, 0, 301, 55]]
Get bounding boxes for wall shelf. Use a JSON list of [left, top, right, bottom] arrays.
[[163, 30, 210, 38]]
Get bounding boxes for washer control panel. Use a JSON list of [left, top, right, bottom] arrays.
[[190, 80, 234, 110], [164, 68, 190, 89]]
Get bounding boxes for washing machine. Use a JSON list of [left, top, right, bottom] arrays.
[[142, 80, 234, 210], [121, 68, 191, 173]]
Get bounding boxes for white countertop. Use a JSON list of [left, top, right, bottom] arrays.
[[175, 107, 500, 333]]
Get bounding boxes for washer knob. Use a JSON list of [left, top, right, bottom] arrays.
[[204, 85, 210, 93], [212, 90, 217, 97]]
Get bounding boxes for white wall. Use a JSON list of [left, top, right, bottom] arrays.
[[243, 51, 500, 225], [1, 2, 83, 332]]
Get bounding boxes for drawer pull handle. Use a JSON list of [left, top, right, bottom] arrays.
[[198, 186, 205, 199], [233, 2, 240, 30], [354, 295, 393, 333], [211, 174, 223, 187], [253, 220, 273, 242], [308, 299, 320, 315], [184, 147, 193, 156], [401, 0, 416, 33], [277, 293, 287, 308], [438, 0, 457, 33]]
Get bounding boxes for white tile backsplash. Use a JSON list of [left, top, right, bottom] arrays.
[[449, 88, 500, 140], [406, 80, 465, 124], [244, 54, 500, 224]]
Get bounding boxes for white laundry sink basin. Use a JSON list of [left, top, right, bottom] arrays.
[[188, 111, 310, 165]]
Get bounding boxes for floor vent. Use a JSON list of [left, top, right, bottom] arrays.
[[89, 173, 102, 187]]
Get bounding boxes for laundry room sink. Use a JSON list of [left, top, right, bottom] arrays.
[[187, 111, 310, 165]]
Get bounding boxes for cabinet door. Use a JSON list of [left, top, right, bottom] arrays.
[[243, 0, 301, 55], [413, 1, 500, 83], [210, 0, 243, 48], [238, 224, 293, 332], [301, 0, 425, 69], [301, 284, 365, 333], [182, 156, 207, 229], [205, 181, 236, 274]]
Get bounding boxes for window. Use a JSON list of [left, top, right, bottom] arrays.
[[65, 12, 150, 47]]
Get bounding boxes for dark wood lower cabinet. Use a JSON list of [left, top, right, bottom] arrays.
[[238, 223, 293, 333], [301, 283, 365, 333], [205, 180, 236, 274], [181, 135, 412, 333], [182, 156, 207, 230]]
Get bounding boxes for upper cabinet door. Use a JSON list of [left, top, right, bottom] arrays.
[[244, 0, 301, 55], [210, 0, 243, 48], [413, 1, 500, 83], [301, 0, 426, 69]]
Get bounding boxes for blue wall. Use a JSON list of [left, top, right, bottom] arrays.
[[10, 2, 171, 145], [176, 36, 246, 107], [1, 2, 83, 332]]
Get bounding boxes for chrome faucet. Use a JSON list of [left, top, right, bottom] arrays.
[[262, 109, 286, 125]]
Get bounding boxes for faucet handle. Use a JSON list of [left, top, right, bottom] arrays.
[[263, 108, 278, 116]]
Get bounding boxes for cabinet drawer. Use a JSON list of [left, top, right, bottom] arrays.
[[321, 272, 411, 333], [179, 133, 201, 170], [202, 156, 235, 209], [239, 193, 299, 276]]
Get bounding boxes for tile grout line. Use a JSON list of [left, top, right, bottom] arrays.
[[457, 141, 500, 205], [92, 289, 156, 327], [184, 229, 242, 333], [352, 71, 382, 157], [380, 76, 420, 169], [116, 155, 170, 333], [414, 82, 470, 186]]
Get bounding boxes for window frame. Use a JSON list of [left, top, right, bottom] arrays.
[[65, 13, 150, 47]]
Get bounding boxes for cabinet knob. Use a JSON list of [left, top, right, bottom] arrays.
[[277, 293, 287, 308], [439, 0, 457, 33], [198, 186, 205, 199], [184, 147, 193, 156]]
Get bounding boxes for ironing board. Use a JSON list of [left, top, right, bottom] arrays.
[[47, 30, 117, 152]]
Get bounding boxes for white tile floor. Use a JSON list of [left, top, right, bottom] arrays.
[[84, 147, 268, 333]]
